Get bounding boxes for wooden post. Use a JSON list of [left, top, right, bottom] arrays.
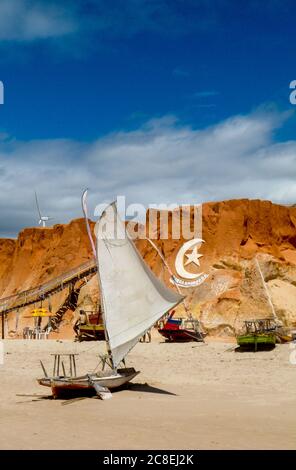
[[40, 360, 48, 378], [73, 355, 77, 377], [1, 313, 5, 339], [53, 355, 57, 376], [69, 355, 73, 377]]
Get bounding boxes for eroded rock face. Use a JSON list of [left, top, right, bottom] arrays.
[[1, 199, 296, 337], [0, 218, 95, 297], [134, 199, 296, 336], [0, 219, 95, 337]]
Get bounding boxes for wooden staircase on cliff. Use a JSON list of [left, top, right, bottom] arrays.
[[0, 259, 97, 337], [48, 281, 84, 331]]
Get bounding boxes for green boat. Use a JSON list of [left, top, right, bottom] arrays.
[[237, 318, 276, 351]]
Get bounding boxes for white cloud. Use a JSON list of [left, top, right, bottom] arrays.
[[0, 0, 76, 41], [0, 108, 295, 237], [0, 0, 222, 45]]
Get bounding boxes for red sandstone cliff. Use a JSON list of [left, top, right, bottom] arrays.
[[0, 218, 94, 298], [1, 199, 296, 337]]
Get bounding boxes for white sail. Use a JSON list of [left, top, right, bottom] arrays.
[[95, 202, 184, 369]]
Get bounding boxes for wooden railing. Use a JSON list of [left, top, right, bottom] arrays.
[[0, 259, 97, 315]]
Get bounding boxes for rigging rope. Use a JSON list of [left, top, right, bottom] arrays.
[[255, 256, 280, 323]]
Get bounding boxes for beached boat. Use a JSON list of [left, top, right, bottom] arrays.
[[158, 311, 204, 342], [237, 318, 276, 351], [37, 195, 183, 399], [38, 357, 139, 399], [75, 311, 105, 341], [274, 326, 294, 344]]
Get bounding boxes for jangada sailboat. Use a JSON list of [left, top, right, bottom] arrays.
[[37, 200, 183, 399]]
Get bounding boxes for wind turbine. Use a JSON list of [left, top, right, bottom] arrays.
[[35, 191, 53, 227]]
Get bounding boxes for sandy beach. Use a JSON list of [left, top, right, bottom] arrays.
[[0, 334, 295, 450]]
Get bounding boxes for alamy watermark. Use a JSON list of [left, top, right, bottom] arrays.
[[289, 80, 296, 105], [94, 196, 202, 241], [0, 81, 4, 105]]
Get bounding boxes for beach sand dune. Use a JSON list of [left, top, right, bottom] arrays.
[[0, 336, 295, 450]]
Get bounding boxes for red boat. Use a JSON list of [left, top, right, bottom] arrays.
[[158, 311, 205, 342]]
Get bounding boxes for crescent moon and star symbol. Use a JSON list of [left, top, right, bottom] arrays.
[[171, 238, 209, 288]]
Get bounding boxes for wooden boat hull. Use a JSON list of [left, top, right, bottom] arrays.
[[237, 333, 276, 350], [38, 368, 139, 398], [275, 327, 294, 343], [275, 333, 293, 343], [78, 324, 105, 341], [158, 328, 203, 342]]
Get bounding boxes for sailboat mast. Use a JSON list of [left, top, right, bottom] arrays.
[[81, 189, 97, 259], [255, 256, 278, 322], [81, 190, 114, 370], [96, 270, 114, 370]]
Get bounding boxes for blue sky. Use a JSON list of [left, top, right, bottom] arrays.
[[0, 0, 296, 236]]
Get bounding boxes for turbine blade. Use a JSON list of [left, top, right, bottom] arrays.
[[35, 191, 42, 219]]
